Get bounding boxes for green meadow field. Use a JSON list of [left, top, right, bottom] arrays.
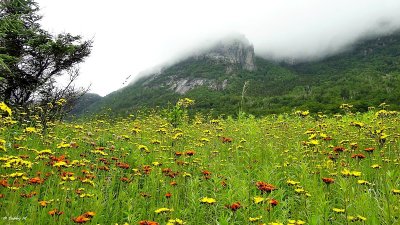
[[1, 102, 400, 225]]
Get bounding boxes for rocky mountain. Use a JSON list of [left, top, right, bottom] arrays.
[[75, 31, 400, 117], [142, 36, 256, 95]]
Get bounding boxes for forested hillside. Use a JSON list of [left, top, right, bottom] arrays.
[[76, 32, 400, 117]]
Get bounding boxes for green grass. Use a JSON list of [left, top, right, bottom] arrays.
[[1, 108, 400, 225]]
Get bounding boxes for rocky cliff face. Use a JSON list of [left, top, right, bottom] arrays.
[[196, 36, 257, 72], [141, 36, 256, 94]]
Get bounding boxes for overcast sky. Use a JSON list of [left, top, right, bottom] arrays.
[[36, 0, 400, 96]]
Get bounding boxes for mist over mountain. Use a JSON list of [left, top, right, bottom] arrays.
[[73, 30, 400, 117]]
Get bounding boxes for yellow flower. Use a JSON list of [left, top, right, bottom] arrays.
[[268, 222, 283, 225], [56, 142, 70, 149], [249, 216, 262, 222], [332, 208, 345, 213], [0, 139, 6, 152], [392, 189, 400, 195], [0, 102, 12, 116], [371, 164, 381, 169], [347, 215, 367, 222], [200, 197, 216, 204], [166, 218, 186, 225], [287, 179, 300, 186], [357, 180, 371, 185], [253, 196, 265, 204], [288, 220, 306, 225], [25, 127, 37, 133], [154, 207, 173, 214], [138, 144, 150, 153]]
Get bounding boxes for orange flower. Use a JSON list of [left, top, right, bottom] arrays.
[[116, 162, 130, 169], [256, 181, 277, 193], [226, 202, 241, 211], [72, 212, 95, 223], [39, 200, 49, 207], [351, 154, 366, 159], [322, 177, 335, 184], [98, 165, 110, 171], [48, 209, 64, 216], [221, 137, 233, 143], [221, 180, 227, 187], [21, 191, 37, 198], [170, 181, 177, 186], [269, 198, 279, 207], [120, 177, 130, 183], [28, 177, 44, 184], [83, 211, 95, 218], [0, 194, 4, 198], [72, 215, 90, 223], [0, 179, 9, 187], [175, 152, 183, 157], [142, 165, 152, 174], [364, 147, 375, 153], [165, 192, 172, 199], [139, 220, 159, 225]]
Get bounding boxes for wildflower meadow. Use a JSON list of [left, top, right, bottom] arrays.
[[1, 101, 400, 225]]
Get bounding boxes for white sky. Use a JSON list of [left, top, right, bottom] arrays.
[[36, 0, 400, 96]]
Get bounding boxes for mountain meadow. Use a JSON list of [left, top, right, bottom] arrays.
[[2, 1, 400, 224], [1, 101, 400, 225]]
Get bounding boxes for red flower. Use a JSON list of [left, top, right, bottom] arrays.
[[202, 170, 212, 179], [165, 192, 172, 199], [322, 177, 335, 184], [256, 181, 277, 193], [185, 150, 195, 156]]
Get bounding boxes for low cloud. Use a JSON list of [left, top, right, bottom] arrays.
[[37, 0, 400, 95]]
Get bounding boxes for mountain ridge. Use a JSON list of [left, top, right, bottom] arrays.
[[73, 31, 400, 117]]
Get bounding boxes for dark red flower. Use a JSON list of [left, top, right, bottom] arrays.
[[322, 177, 335, 184], [333, 146, 345, 153], [185, 150, 195, 156]]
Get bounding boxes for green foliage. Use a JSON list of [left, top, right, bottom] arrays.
[[0, 0, 92, 107]]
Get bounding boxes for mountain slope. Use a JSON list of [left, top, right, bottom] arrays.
[[79, 32, 400, 117]]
